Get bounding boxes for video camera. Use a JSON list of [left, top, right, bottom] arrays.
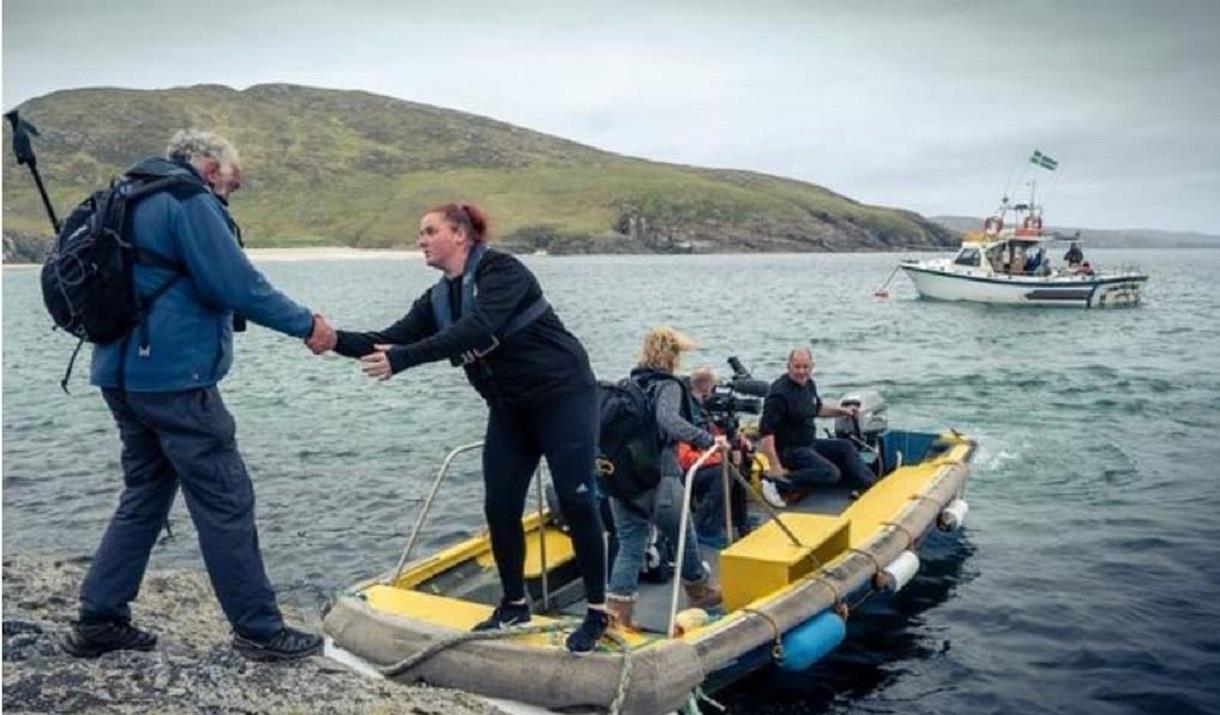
[[700, 357, 769, 435]]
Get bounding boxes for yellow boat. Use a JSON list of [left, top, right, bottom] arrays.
[[323, 404, 976, 715]]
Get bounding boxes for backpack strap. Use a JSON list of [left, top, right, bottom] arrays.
[[114, 175, 203, 390], [58, 338, 87, 394]]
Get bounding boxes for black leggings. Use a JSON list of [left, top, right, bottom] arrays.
[[482, 388, 606, 605]]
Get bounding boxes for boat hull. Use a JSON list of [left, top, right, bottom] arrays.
[[324, 434, 975, 714], [324, 594, 702, 714], [901, 264, 1147, 307]]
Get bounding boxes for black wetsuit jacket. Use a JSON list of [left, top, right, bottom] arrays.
[[758, 374, 823, 452], [334, 248, 594, 410]]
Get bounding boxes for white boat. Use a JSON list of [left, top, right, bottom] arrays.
[[900, 159, 1148, 307]]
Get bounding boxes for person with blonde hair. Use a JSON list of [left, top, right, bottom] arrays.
[[606, 327, 725, 628]]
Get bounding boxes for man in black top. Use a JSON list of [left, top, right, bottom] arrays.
[[1064, 241, 1084, 267], [757, 348, 877, 492]]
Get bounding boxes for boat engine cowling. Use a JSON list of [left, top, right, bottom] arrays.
[[834, 391, 888, 439]]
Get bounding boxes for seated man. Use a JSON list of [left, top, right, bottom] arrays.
[[757, 348, 877, 497], [1064, 241, 1084, 267]]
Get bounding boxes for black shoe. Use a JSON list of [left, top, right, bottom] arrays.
[[61, 620, 157, 658], [565, 608, 610, 654], [472, 600, 531, 631], [233, 626, 322, 662]]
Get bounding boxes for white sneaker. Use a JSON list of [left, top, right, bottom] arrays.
[[760, 479, 786, 508]]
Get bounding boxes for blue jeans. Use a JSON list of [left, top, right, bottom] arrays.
[[608, 477, 705, 598], [80, 388, 283, 640], [781, 439, 877, 488]]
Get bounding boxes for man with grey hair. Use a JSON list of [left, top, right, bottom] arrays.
[[757, 347, 876, 501], [63, 129, 335, 662]]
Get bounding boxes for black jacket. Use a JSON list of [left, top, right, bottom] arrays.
[[335, 249, 594, 410], [758, 374, 823, 451]]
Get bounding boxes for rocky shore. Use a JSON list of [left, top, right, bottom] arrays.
[[1, 553, 502, 715]]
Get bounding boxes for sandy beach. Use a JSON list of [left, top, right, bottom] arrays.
[[244, 247, 422, 262]]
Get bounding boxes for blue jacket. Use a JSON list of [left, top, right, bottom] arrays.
[[90, 157, 313, 392]]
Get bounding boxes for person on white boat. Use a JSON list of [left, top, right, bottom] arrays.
[[757, 348, 877, 497], [1024, 247, 1045, 275], [1064, 241, 1084, 267], [1008, 247, 1027, 275], [987, 245, 1007, 273]]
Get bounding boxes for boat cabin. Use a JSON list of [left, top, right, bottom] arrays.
[[953, 235, 1051, 276]]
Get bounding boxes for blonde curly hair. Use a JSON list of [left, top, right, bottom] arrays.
[[638, 326, 699, 374]]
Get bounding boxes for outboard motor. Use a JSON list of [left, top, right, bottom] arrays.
[[834, 391, 891, 478], [834, 391, 888, 440]]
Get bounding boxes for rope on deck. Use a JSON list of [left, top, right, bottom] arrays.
[[379, 620, 636, 715]]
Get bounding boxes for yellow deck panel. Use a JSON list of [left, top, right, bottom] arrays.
[[475, 526, 575, 578], [361, 585, 652, 648]]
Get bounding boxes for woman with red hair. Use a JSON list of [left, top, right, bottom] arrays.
[[325, 202, 610, 652]]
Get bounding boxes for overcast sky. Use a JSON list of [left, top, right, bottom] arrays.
[[4, 0, 1218, 233]]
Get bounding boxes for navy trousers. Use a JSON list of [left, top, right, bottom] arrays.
[[781, 438, 877, 488], [79, 387, 283, 640], [482, 387, 606, 606]]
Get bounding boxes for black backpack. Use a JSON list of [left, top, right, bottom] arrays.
[[596, 372, 686, 501], [40, 174, 202, 390]]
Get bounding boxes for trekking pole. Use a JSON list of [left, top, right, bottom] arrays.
[[4, 110, 61, 233], [873, 265, 900, 298]]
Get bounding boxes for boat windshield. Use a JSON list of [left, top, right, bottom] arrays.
[[954, 247, 981, 267]]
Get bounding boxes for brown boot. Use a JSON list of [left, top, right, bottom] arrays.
[[606, 596, 637, 630], [683, 574, 723, 609]]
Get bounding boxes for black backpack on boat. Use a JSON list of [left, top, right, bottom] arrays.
[[596, 372, 687, 501], [596, 377, 663, 501], [40, 173, 203, 390]]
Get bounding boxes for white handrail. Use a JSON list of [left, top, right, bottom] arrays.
[[667, 445, 723, 637], [386, 441, 484, 585]]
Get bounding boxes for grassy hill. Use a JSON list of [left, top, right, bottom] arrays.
[[3, 84, 955, 256]]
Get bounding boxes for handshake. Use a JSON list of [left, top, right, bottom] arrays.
[[303, 314, 396, 381], [305, 314, 337, 354]]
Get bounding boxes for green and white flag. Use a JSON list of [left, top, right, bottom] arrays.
[[1030, 149, 1058, 171]]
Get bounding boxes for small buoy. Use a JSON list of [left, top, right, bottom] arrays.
[[874, 550, 920, 593], [939, 498, 969, 532]]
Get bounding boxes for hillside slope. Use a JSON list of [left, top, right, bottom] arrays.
[[3, 84, 955, 255]]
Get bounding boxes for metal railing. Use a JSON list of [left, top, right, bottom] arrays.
[[387, 441, 485, 586], [667, 446, 806, 637], [384, 441, 555, 611]]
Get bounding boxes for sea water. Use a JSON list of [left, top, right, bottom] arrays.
[[4, 249, 1219, 714]]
